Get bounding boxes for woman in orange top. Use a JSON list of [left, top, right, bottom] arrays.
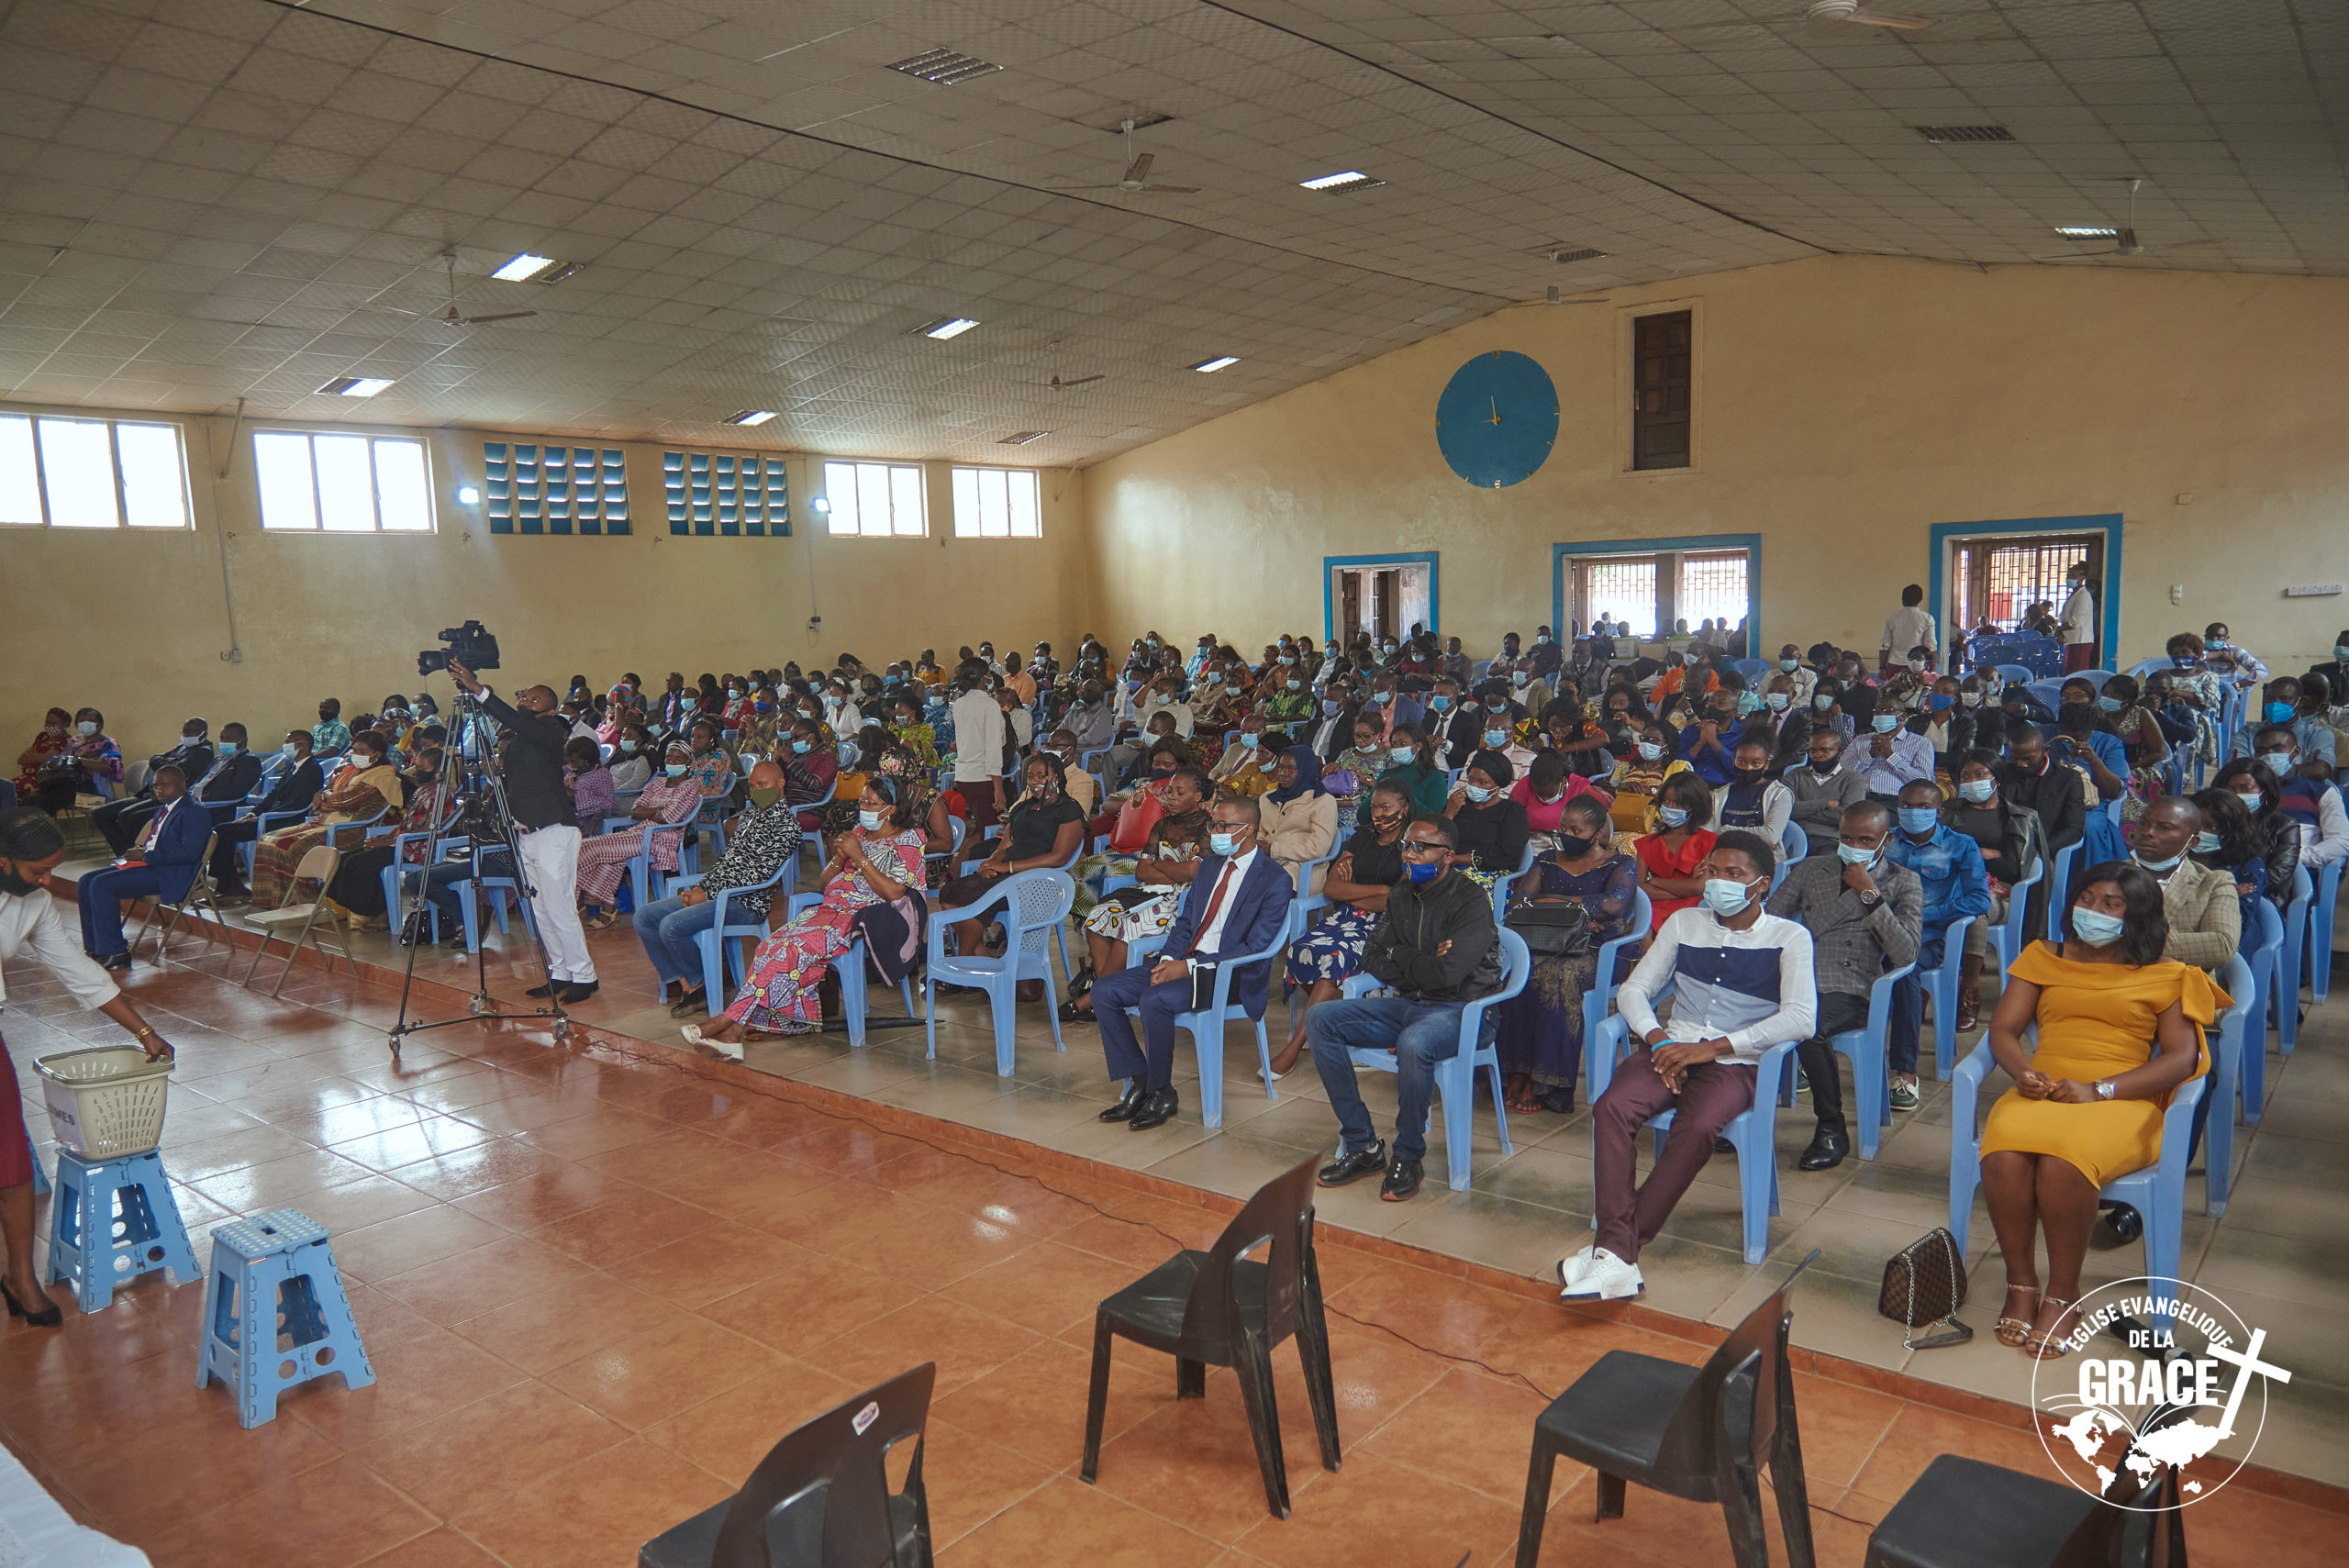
[[1978, 862, 2221, 1357]]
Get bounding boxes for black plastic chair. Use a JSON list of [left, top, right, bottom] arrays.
[[1080, 1154, 1341, 1518], [1866, 1454, 2188, 1568], [1515, 1251, 1820, 1568], [640, 1363, 936, 1568]]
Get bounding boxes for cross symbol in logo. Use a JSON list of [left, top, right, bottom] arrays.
[[2205, 1328, 2291, 1440]]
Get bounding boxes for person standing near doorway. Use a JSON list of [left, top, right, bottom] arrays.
[[2059, 562, 2099, 674], [1878, 584, 1938, 677]]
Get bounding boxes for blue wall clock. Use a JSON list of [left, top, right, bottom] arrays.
[[1434, 350, 1558, 489]]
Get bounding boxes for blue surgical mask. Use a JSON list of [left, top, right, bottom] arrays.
[[281, 741, 299, 757], [1405, 859, 1438, 884], [2234, 789, 2265, 812], [1287, 679, 1301, 690], [2192, 830, 2221, 854], [1872, 714, 1900, 734], [2097, 695, 2122, 714], [2134, 850, 2182, 873], [1636, 740, 1665, 762], [1813, 695, 1834, 712], [1778, 658, 1798, 673], [1928, 694, 1954, 712], [754, 701, 773, 713], [2260, 750, 2294, 773], [1765, 692, 1789, 711], [1389, 745, 1414, 763], [2208, 638, 2229, 650], [1657, 805, 1689, 828], [1238, 732, 1258, 749], [1429, 695, 1451, 712], [1512, 672, 1529, 687], [2265, 701, 2294, 724], [1208, 829, 1240, 855], [1322, 699, 1341, 716], [2070, 907, 2126, 946], [663, 763, 688, 777], [681, 697, 696, 710], [1464, 783, 1493, 804], [1485, 728, 1509, 749], [2337, 646, 2349, 662], [1898, 806, 1939, 836], [1836, 841, 1878, 866], [858, 808, 885, 831], [217, 741, 239, 756], [791, 740, 812, 755], [77, 721, 98, 737], [1277, 655, 1295, 666], [1701, 877, 1755, 917], [1957, 778, 1994, 803]]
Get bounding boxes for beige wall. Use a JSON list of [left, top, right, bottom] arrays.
[[4, 408, 1091, 763], [1084, 254, 2349, 676]]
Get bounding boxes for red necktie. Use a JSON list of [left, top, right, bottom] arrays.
[[1180, 861, 1237, 958]]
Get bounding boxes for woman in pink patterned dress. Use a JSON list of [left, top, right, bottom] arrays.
[[686, 779, 927, 1047], [575, 740, 703, 928]]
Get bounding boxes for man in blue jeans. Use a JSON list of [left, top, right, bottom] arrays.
[[634, 761, 803, 1016], [1884, 777, 1989, 1109], [1308, 814, 1503, 1202]]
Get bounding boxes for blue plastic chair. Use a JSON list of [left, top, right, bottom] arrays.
[[2277, 865, 2312, 1054], [1993, 663, 2033, 687], [1779, 821, 1808, 865], [2241, 895, 2281, 1125], [1921, 915, 1974, 1081], [2309, 859, 2339, 1006], [1731, 658, 1769, 685], [1587, 1000, 1798, 1264], [1335, 927, 1527, 1190], [239, 806, 311, 879], [1486, 840, 1540, 918], [2022, 679, 2065, 720], [602, 815, 694, 909], [774, 891, 918, 1047], [1807, 961, 1913, 1161], [1579, 887, 1653, 1084], [2202, 954, 2255, 1218], [2041, 840, 2081, 944], [924, 868, 1075, 1074], [1118, 894, 1299, 1128], [377, 833, 450, 946], [1949, 1027, 2205, 1320], [674, 864, 797, 1006], [1986, 854, 2043, 974]]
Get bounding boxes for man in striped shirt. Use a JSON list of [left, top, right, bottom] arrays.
[[1563, 830, 1817, 1302]]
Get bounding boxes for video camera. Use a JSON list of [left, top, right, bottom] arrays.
[[417, 620, 500, 679]]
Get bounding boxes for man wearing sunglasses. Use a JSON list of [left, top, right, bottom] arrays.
[[1307, 814, 1503, 1202]]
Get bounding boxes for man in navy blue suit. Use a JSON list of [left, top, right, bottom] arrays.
[[1093, 793, 1294, 1130], [209, 730, 327, 899], [76, 764, 211, 971]]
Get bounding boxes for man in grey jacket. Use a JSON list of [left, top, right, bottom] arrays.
[[1765, 800, 1923, 1170], [1786, 728, 1869, 858]]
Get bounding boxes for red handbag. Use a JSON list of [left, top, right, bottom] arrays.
[[1108, 785, 1165, 854]]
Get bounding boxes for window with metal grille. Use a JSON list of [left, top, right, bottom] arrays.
[[1958, 539, 2088, 628], [253, 430, 432, 532], [662, 451, 788, 537], [0, 413, 191, 529], [822, 461, 926, 538], [1631, 309, 1692, 471], [949, 466, 1041, 538], [1676, 551, 1748, 632], [483, 443, 629, 535], [1580, 559, 1658, 639]]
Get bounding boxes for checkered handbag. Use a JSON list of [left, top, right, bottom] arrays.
[[1878, 1227, 1973, 1350]]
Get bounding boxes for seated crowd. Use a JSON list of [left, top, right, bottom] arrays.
[[23, 616, 2345, 1348]]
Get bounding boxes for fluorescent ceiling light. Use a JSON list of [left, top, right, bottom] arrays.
[[888, 49, 1001, 85], [2054, 226, 2117, 239], [492, 252, 560, 282], [1299, 171, 1379, 191], [998, 430, 1047, 445], [918, 317, 980, 339], [724, 409, 778, 426], [1190, 356, 1239, 373], [318, 375, 393, 396]]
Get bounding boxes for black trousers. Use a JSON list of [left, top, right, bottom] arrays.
[[210, 817, 264, 884], [1794, 991, 1874, 1129], [91, 794, 157, 854]]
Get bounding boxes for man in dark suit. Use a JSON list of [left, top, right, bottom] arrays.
[[92, 718, 216, 854], [77, 764, 211, 970], [1093, 793, 1295, 1131], [210, 730, 327, 899]]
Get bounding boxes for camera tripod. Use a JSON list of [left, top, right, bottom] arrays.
[[387, 687, 573, 1051]]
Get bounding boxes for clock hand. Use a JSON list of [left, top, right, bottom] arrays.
[[1489, 396, 1502, 426]]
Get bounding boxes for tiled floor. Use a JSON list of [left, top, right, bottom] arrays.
[[5, 871, 2342, 1565]]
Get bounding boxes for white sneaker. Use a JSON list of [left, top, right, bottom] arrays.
[[1561, 1247, 1644, 1301], [1557, 1246, 1598, 1295]]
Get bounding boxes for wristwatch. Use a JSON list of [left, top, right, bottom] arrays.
[[1856, 888, 1881, 910], [2095, 1078, 2116, 1100]]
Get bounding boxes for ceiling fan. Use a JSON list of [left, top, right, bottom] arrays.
[[2032, 179, 2229, 261], [1672, 0, 1936, 35], [380, 250, 539, 328], [1052, 119, 1199, 195]]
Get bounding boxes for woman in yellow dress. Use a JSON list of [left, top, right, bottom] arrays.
[[1978, 862, 2221, 1357]]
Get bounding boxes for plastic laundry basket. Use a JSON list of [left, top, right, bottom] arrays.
[[35, 1047, 174, 1160]]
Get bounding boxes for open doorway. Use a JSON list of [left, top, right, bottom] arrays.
[[1930, 514, 2122, 668], [1326, 553, 1437, 646]]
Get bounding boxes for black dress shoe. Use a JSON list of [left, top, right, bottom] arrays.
[[1127, 1086, 1179, 1130], [97, 952, 131, 973], [1318, 1140, 1387, 1187], [526, 982, 559, 998], [1378, 1157, 1424, 1202], [1098, 1082, 1146, 1123], [2100, 1202, 2143, 1243], [1797, 1122, 1849, 1172], [557, 982, 600, 1004]]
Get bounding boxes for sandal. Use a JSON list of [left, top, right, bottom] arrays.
[[2026, 1296, 2078, 1359], [1995, 1284, 2040, 1349]]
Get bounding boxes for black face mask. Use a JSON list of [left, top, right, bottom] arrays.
[[1732, 767, 1768, 787], [0, 863, 39, 896], [1553, 833, 1595, 860]]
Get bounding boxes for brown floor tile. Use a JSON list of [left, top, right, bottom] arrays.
[[936, 1335, 1172, 1469], [371, 1231, 601, 1326], [329, 1204, 513, 1283], [917, 1416, 1060, 1547], [941, 1239, 1149, 1337], [511, 1104, 677, 1160], [524, 1183, 724, 1262], [1361, 1365, 1553, 1505], [448, 1275, 685, 1374], [351, 1529, 508, 1567], [325, 1113, 501, 1175], [750, 1178, 937, 1254], [356, 1380, 631, 1518], [641, 1356, 863, 1484], [1233, 1450, 1522, 1568], [447, 1162, 645, 1230], [377, 1137, 573, 1202], [542, 1312, 790, 1430], [155, 1455, 440, 1568], [281, 1323, 529, 1448], [454, 1437, 735, 1568], [1847, 1403, 2052, 1509], [698, 1255, 927, 1352], [855, 1203, 1037, 1288], [601, 1225, 813, 1309], [810, 1294, 1045, 1400], [940, 1473, 1224, 1568], [1088, 1369, 1342, 1543], [1323, 1256, 1536, 1361]]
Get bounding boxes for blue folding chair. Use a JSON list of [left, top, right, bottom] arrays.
[[2202, 954, 2255, 1218], [1588, 998, 1798, 1265], [601, 816, 694, 910], [1986, 854, 2044, 974], [1119, 893, 1299, 1128], [2310, 859, 2339, 1006], [1949, 1025, 2205, 1321], [1335, 927, 1526, 1190], [2041, 840, 2081, 944], [1921, 916, 1974, 1082], [654, 862, 796, 1006], [1579, 888, 1653, 1084], [770, 891, 918, 1047], [1486, 840, 1540, 918], [2277, 865, 2312, 1054], [924, 868, 1074, 1074], [1805, 961, 1913, 1161], [2241, 895, 2281, 1125]]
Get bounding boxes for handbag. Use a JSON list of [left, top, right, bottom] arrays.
[[1504, 900, 1591, 960], [1877, 1227, 1973, 1350], [1108, 787, 1164, 854]]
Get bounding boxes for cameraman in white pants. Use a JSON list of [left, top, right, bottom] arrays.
[[446, 662, 599, 1003]]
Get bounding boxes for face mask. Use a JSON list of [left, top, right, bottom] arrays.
[[1535, 634, 1551, 645], [1729, 768, 1765, 788], [662, 763, 690, 778], [281, 741, 301, 757], [1701, 877, 1755, 917], [1464, 783, 1494, 804], [791, 740, 813, 755], [1961, 690, 1987, 707], [1836, 841, 1878, 866], [681, 698, 697, 711], [2335, 647, 2349, 662], [2192, 830, 2221, 854], [1389, 745, 1415, 764], [1736, 691, 1764, 716], [1428, 695, 1451, 712], [2172, 654, 2198, 668], [1636, 740, 1665, 762], [728, 689, 742, 699], [739, 786, 778, 811], [1322, 700, 1341, 716], [1813, 695, 1834, 712], [2229, 790, 2264, 816], [77, 721, 97, 737], [2208, 638, 2229, 651], [1285, 679, 1301, 691], [2264, 701, 2295, 724], [1238, 732, 1258, 749], [1871, 714, 1900, 734], [2070, 907, 2126, 947], [1765, 692, 1789, 711], [753, 701, 774, 714], [1277, 655, 1295, 666], [1405, 858, 1439, 884], [1812, 754, 1839, 773], [1898, 806, 1938, 836], [1657, 805, 1689, 828], [1208, 829, 1241, 856], [2134, 846, 2187, 874], [1512, 673, 1529, 687], [2096, 695, 2122, 714], [1778, 658, 1798, 673], [1928, 694, 1954, 712], [1957, 778, 1994, 803], [1483, 728, 1509, 749]]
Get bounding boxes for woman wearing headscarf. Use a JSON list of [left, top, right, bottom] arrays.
[[13, 708, 73, 801], [0, 809, 176, 1325], [1257, 743, 1340, 895]]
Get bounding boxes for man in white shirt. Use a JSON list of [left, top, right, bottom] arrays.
[[1853, 714, 1935, 800], [2059, 563, 2099, 674], [1562, 831, 1816, 1301], [1878, 584, 1938, 674], [949, 663, 1008, 829]]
